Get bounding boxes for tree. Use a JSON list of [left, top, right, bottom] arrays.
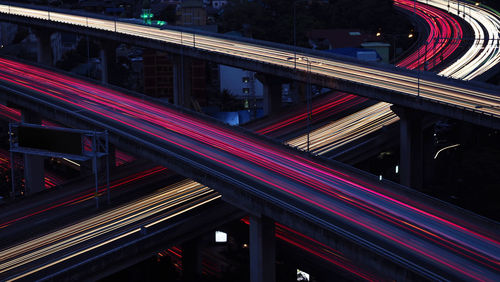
[[217, 0, 413, 46]]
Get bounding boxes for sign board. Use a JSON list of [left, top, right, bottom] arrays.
[[18, 126, 83, 156]]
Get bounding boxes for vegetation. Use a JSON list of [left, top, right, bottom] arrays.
[[56, 38, 99, 71], [216, 0, 413, 46]]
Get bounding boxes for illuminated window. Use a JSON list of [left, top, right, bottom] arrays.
[[242, 88, 250, 94], [215, 231, 227, 243]]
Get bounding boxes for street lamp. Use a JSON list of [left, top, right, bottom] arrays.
[[292, 0, 312, 70], [287, 56, 313, 152]]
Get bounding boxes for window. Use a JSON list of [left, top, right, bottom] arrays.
[[242, 77, 249, 83], [242, 88, 250, 94]]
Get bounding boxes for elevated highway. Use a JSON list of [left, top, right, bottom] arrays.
[[0, 58, 498, 281], [0, 2, 499, 129]]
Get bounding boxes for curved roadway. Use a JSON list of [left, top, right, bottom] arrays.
[[0, 2, 498, 117], [0, 57, 498, 280]]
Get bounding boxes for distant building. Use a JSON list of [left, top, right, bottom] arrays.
[[143, 50, 174, 99], [361, 42, 390, 63], [143, 0, 210, 106], [219, 65, 263, 99], [307, 29, 379, 49], [308, 29, 389, 63], [78, 0, 136, 16], [323, 47, 381, 62], [176, 0, 207, 26]]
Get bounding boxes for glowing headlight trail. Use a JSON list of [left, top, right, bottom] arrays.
[[0, 103, 134, 167], [296, 0, 500, 156], [0, 0, 459, 236], [0, 2, 487, 279], [0, 58, 498, 280], [0, 148, 62, 189], [424, 0, 500, 80], [253, 0, 460, 141], [288, 0, 463, 154], [0, 180, 220, 280], [0, 166, 168, 229], [0, 2, 498, 116], [252, 93, 369, 138], [287, 103, 398, 154], [0, 2, 497, 279]]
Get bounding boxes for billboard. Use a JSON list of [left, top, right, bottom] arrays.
[[18, 126, 83, 156]]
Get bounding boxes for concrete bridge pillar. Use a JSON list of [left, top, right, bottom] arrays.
[[99, 48, 108, 84], [290, 81, 301, 105], [391, 106, 423, 190], [98, 40, 117, 84], [172, 54, 192, 109], [108, 143, 116, 169], [259, 75, 283, 117], [34, 29, 52, 65], [250, 215, 275, 282], [182, 238, 202, 282], [21, 109, 44, 195]]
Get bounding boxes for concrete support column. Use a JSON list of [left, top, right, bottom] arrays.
[[250, 215, 275, 282], [34, 29, 52, 65], [23, 154, 44, 195], [260, 75, 283, 117], [108, 143, 116, 169], [21, 110, 44, 195], [391, 106, 423, 190], [99, 48, 108, 84], [290, 81, 301, 105], [182, 238, 202, 282], [97, 40, 117, 84], [172, 54, 192, 109]]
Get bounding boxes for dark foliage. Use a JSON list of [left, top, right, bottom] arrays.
[[216, 0, 412, 46]]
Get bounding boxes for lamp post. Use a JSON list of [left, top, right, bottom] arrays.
[[287, 56, 314, 152], [293, 2, 297, 69], [292, 0, 312, 70], [305, 57, 311, 153]]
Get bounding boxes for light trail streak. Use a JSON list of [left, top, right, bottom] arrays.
[[0, 1, 497, 279], [0, 2, 498, 116], [0, 57, 497, 279], [287, 0, 463, 154], [252, 93, 369, 138], [0, 103, 134, 169], [0, 166, 168, 229], [287, 103, 398, 154], [0, 180, 220, 281], [425, 0, 500, 80], [292, 0, 500, 156], [0, 149, 62, 189]]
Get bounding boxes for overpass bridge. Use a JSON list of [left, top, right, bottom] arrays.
[[0, 2, 499, 129], [0, 58, 498, 281]]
